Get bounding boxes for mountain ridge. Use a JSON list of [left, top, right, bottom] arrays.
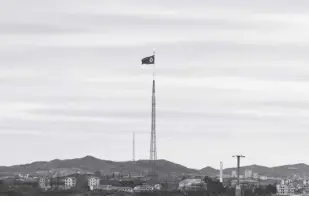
[[201, 164, 309, 178], [1, 156, 309, 178], [0, 155, 199, 177]]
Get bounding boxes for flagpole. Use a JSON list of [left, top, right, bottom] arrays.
[[153, 49, 155, 80]]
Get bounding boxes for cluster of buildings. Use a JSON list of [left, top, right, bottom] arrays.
[[8, 167, 309, 196], [0, 170, 209, 195], [0, 173, 39, 187], [229, 169, 289, 182], [226, 169, 309, 196], [230, 169, 267, 181], [37, 173, 166, 194], [38, 175, 80, 190], [276, 179, 295, 196]]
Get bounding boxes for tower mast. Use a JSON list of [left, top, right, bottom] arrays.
[[150, 50, 157, 174]]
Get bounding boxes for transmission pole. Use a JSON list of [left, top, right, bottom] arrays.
[[232, 155, 245, 196]]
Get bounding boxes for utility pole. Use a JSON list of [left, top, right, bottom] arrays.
[[232, 155, 245, 196]]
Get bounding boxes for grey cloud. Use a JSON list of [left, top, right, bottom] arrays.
[[26, 105, 309, 124], [65, 13, 286, 33], [0, 13, 283, 34], [3, 42, 309, 83], [0, 0, 302, 36], [0, 23, 83, 34], [1, 0, 309, 168]]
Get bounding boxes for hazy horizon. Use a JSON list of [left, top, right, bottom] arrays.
[[1, 154, 308, 171], [1, 0, 309, 169]]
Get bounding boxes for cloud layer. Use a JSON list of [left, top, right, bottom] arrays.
[[1, 0, 309, 169]]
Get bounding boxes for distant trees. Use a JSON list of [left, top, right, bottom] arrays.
[[71, 175, 89, 192], [253, 187, 265, 195], [217, 183, 277, 196], [264, 184, 276, 195], [202, 176, 278, 196], [243, 188, 254, 196], [0, 185, 41, 196], [203, 177, 225, 196], [94, 171, 101, 177], [242, 184, 276, 196], [224, 187, 235, 196]]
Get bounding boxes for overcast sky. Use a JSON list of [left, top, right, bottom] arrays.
[[1, 0, 309, 169]]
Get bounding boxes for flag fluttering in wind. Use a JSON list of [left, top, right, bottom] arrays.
[[141, 55, 155, 65]]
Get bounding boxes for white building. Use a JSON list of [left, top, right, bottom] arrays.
[[88, 176, 100, 190], [98, 185, 114, 191], [38, 177, 51, 190], [276, 184, 295, 196], [178, 179, 206, 192], [64, 177, 76, 189], [260, 176, 268, 180], [231, 171, 237, 178], [118, 187, 134, 193], [244, 169, 253, 179], [19, 173, 30, 179], [302, 180, 309, 195], [153, 184, 163, 191], [281, 179, 292, 185], [253, 173, 259, 179], [134, 185, 154, 193]]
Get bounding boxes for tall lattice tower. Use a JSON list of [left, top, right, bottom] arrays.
[[150, 79, 157, 173], [141, 51, 157, 177]]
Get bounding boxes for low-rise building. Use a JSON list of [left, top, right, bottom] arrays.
[[230, 179, 259, 187], [153, 184, 163, 191], [88, 176, 100, 190], [281, 179, 292, 185], [64, 177, 76, 189], [302, 179, 309, 194], [244, 169, 253, 179], [118, 187, 134, 193], [276, 184, 295, 196], [231, 171, 237, 178], [133, 185, 154, 193], [178, 179, 207, 192], [38, 177, 51, 190], [253, 173, 259, 179], [260, 176, 268, 180], [98, 185, 114, 191]]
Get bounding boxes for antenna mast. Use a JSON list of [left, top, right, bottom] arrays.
[[149, 49, 157, 176]]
